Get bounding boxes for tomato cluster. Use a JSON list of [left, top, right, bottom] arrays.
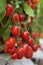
[[4, 0, 39, 59], [4, 26, 39, 59]]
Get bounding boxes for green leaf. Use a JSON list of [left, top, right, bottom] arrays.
[[40, 0, 43, 6], [0, 0, 6, 13], [13, 0, 19, 8], [2, 24, 11, 41], [2, 17, 11, 41], [0, 17, 11, 41], [0, 23, 11, 41], [24, 3, 34, 17], [0, 11, 5, 23]]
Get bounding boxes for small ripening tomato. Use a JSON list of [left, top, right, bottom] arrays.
[[32, 44, 38, 52], [13, 13, 19, 23], [28, 38, 34, 47], [17, 48, 24, 59], [6, 37, 16, 48], [11, 26, 20, 36], [22, 44, 29, 56], [25, 46, 33, 58], [21, 31, 30, 41], [6, 4, 14, 17], [19, 14, 25, 21]]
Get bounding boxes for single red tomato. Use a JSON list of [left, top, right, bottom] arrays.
[[17, 48, 24, 59], [13, 13, 19, 23], [6, 4, 14, 17], [22, 44, 29, 55], [21, 31, 30, 41], [19, 14, 25, 21], [11, 53, 17, 59], [32, 32, 40, 38], [32, 44, 38, 52], [6, 37, 16, 48], [28, 38, 34, 47], [32, 32, 36, 38], [11, 26, 20, 36], [25, 46, 33, 58]]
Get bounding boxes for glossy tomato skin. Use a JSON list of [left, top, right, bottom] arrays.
[[4, 46, 9, 53], [11, 53, 17, 59], [19, 14, 25, 21], [6, 37, 16, 48], [13, 13, 19, 23], [21, 31, 30, 41], [6, 4, 14, 17], [28, 38, 34, 47], [32, 44, 38, 52], [11, 26, 20, 36], [22, 44, 29, 56], [25, 47, 33, 58], [17, 48, 24, 59]]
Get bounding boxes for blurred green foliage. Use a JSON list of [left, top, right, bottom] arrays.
[[31, 0, 43, 32]]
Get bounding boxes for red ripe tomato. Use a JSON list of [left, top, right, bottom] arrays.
[[11, 26, 20, 36], [32, 32, 40, 38], [11, 53, 17, 59], [6, 37, 16, 48], [22, 44, 29, 56], [32, 44, 38, 52], [4, 46, 9, 53], [6, 4, 14, 17], [17, 48, 24, 59], [13, 13, 19, 23], [32, 0, 39, 4], [21, 31, 30, 41], [9, 47, 17, 54], [28, 38, 34, 47], [25, 46, 33, 58], [32, 32, 36, 38], [19, 14, 25, 21]]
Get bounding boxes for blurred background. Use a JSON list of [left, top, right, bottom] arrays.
[[31, 0, 43, 33]]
